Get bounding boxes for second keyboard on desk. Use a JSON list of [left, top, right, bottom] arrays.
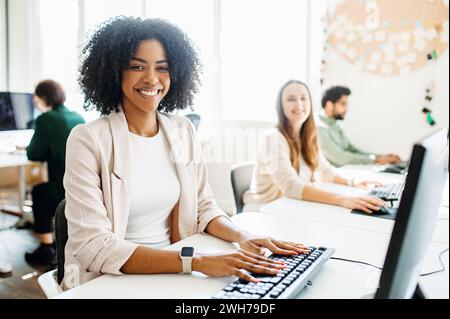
[[369, 183, 404, 201], [213, 246, 335, 299]]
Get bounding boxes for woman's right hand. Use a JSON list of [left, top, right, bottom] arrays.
[[339, 196, 385, 214], [192, 249, 288, 282]]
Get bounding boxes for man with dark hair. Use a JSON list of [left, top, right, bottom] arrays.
[[317, 85, 401, 167]]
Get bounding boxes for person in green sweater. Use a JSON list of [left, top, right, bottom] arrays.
[[21, 80, 85, 267], [317, 86, 402, 167]]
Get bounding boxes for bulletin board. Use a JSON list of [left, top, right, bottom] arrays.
[[325, 0, 449, 76]]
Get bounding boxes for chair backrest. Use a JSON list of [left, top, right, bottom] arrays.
[[55, 199, 67, 284], [37, 269, 63, 298], [184, 113, 201, 130], [230, 162, 256, 214]]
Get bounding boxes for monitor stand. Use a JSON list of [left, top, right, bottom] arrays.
[[361, 284, 426, 299]]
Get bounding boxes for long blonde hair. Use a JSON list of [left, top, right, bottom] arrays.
[[276, 80, 319, 175]]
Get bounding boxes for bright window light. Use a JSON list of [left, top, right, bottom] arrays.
[[221, 0, 308, 122], [145, 0, 215, 121]]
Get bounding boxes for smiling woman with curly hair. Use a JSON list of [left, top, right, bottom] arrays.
[[62, 16, 307, 290]]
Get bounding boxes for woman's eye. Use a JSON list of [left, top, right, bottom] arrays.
[[130, 65, 144, 71], [157, 66, 169, 72]]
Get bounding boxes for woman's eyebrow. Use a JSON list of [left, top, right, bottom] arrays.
[[130, 57, 168, 64], [130, 57, 147, 64]]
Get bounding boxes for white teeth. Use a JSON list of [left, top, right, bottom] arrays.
[[138, 89, 158, 96]]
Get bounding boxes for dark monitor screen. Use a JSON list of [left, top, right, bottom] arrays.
[[375, 129, 449, 299], [0, 92, 38, 131]]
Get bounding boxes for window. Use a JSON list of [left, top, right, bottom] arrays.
[[221, 0, 308, 121], [38, 0, 87, 117], [35, 0, 323, 123], [83, 0, 143, 37], [145, 0, 216, 121]]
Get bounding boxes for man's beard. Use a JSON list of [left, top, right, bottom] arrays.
[[333, 112, 345, 121]]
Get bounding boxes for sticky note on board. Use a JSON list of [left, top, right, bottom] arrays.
[[375, 30, 387, 42], [388, 32, 401, 43], [346, 32, 357, 43], [370, 52, 382, 63], [400, 32, 411, 42], [362, 32, 373, 43], [426, 28, 438, 41], [385, 51, 396, 63], [413, 40, 427, 50], [398, 43, 409, 52]]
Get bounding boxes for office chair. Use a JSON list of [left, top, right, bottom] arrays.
[[184, 113, 201, 130], [230, 162, 255, 214], [55, 199, 67, 284], [37, 199, 66, 298]]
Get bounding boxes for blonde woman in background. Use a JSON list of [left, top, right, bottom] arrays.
[[244, 80, 384, 213]]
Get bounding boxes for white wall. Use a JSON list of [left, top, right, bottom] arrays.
[[0, 0, 7, 90], [324, 49, 449, 160], [7, 0, 38, 92]]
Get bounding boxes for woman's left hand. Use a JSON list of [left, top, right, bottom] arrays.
[[237, 232, 310, 256]]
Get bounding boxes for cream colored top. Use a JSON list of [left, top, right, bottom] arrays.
[[62, 109, 229, 289], [244, 129, 338, 205]]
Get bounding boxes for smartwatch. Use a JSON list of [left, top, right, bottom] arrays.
[[347, 178, 355, 187], [179, 246, 195, 273]]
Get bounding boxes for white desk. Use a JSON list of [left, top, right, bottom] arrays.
[[55, 213, 448, 299], [260, 169, 449, 245]]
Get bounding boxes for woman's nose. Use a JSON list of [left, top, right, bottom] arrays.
[[143, 69, 159, 84]]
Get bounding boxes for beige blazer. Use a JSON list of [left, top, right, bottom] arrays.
[[62, 109, 228, 289], [244, 129, 337, 205]]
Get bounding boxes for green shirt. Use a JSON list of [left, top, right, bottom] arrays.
[[317, 114, 377, 167], [26, 105, 85, 202]]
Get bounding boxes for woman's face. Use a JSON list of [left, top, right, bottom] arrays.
[[121, 39, 171, 114], [33, 95, 51, 113], [281, 82, 311, 128]]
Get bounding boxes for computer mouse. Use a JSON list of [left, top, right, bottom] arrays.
[[372, 206, 391, 215]]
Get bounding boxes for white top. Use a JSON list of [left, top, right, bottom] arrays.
[[125, 129, 180, 247]]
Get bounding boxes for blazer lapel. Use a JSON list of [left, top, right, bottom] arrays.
[[107, 109, 132, 238]]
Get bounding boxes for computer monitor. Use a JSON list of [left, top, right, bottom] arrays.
[[0, 92, 37, 131], [375, 129, 449, 299]]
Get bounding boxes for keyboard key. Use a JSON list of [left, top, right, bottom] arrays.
[[215, 291, 226, 298], [257, 289, 267, 295], [270, 277, 282, 284], [270, 292, 280, 298]]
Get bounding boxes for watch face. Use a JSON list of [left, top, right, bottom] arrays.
[[181, 247, 194, 257]]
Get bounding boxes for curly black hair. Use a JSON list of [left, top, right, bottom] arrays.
[[79, 16, 202, 115]]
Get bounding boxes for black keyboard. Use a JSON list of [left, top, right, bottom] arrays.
[[213, 246, 335, 299], [369, 183, 404, 201]]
